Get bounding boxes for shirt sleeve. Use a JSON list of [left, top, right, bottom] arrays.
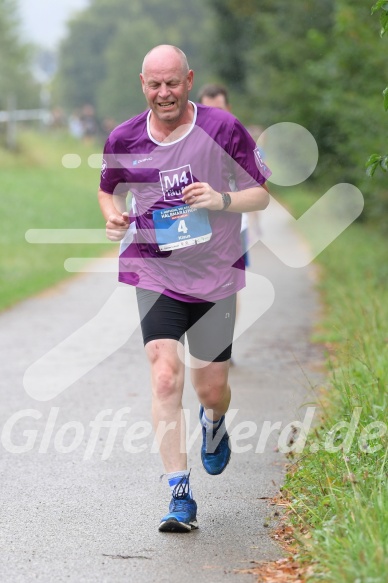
[[227, 119, 271, 190], [99, 137, 129, 195]]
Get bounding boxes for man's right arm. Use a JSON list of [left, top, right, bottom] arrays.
[[98, 189, 130, 241]]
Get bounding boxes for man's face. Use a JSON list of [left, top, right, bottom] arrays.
[[140, 58, 194, 126], [200, 94, 230, 111]]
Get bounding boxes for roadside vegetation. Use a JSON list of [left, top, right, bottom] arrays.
[[274, 186, 388, 583], [0, 130, 111, 311]]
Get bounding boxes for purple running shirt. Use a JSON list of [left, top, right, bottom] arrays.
[[99, 102, 268, 302]]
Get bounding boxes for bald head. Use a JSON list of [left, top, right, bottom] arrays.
[[139, 44, 194, 129], [142, 45, 189, 76]]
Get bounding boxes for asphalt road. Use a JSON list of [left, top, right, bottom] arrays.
[[0, 204, 324, 582]]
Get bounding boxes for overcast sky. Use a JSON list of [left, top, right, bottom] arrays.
[[18, 0, 90, 49]]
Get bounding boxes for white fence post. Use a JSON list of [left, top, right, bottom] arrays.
[[6, 95, 17, 150], [0, 100, 50, 149]]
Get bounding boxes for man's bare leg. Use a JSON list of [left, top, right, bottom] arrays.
[[146, 339, 198, 532], [191, 359, 231, 420], [191, 359, 232, 475], [145, 338, 186, 472]]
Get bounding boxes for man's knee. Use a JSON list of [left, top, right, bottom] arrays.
[[195, 375, 229, 406], [152, 367, 182, 402], [146, 340, 183, 402]]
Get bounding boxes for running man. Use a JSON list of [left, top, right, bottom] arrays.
[[197, 83, 262, 270], [98, 45, 269, 532]]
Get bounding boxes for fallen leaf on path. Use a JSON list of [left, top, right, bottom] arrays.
[[234, 494, 316, 582]]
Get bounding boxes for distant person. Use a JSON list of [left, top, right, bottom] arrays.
[[80, 104, 98, 142], [197, 83, 231, 112], [101, 116, 117, 140], [68, 110, 84, 140], [197, 84, 262, 270], [197, 84, 264, 363], [98, 45, 269, 533]]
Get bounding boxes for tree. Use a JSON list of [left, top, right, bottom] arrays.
[[205, 0, 253, 91], [0, 0, 39, 111], [54, 0, 126, 112], [366, 0, 388, 177], [54, 0, 212, 123], [206, 0, 388, 225]]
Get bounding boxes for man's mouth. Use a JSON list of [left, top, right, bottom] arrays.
[[158, 101, 175, 108]]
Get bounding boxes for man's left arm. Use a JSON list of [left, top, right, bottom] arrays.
[[181, 182, 269, 213]]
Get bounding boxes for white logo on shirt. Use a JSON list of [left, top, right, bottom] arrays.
[[101, 158, 107, 176], [133, 157, 153, 166], [160, 164, 194, 201], [253, 148, 271, 179]]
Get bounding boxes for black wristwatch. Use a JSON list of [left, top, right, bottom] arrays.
[[221, 192, 232, 210]]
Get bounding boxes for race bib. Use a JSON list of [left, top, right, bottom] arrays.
[[152, 205, 212, 251]]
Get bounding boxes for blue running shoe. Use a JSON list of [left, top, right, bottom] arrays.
[[199, 405, 231, 475], [159, 474, 198, 532]]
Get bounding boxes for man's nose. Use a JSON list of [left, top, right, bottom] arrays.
[[158, 83, 171, 99]]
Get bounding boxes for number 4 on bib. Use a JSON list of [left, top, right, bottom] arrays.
[[178, 219, 188, 234]]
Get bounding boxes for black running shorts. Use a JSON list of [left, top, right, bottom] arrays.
[[136, 288, 236, 362]]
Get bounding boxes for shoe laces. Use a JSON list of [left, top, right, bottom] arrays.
[[172, 470, 191, 500]]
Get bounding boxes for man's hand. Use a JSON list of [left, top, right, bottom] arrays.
[[182, 182, 223, 211], [106, 212, 130, 241]]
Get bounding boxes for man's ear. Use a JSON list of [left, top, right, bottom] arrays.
[[139, 73, 146, 94], [187, 70, 194, 91]]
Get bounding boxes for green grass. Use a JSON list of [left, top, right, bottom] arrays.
[[0, 130, 112, 311], [276, 186, 388, 582]]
